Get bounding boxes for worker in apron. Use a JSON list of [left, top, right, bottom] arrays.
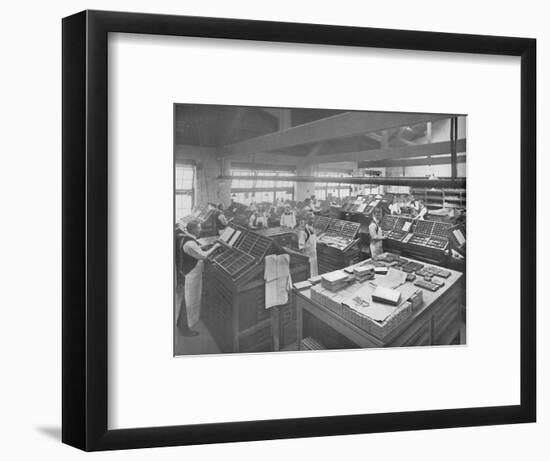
[[414, 200, 428, 220], [175, 219, 220, 336], [279, 204, 297, 228], [215, 203, 230, 235], [249, 206, 269, 229], [369, 206, 387, 259], [298, 211, 318, 277]]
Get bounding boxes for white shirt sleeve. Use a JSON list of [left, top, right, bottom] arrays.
[[290, 213, 296, 228], [298, 229, 306, 250], [183, 240, 209, 260]]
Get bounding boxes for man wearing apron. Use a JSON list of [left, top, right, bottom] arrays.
[[369, 206, 387, 259], [215, 203, 229, 234], [279, 204, 297, 228], [298, 211, 318, 277], [249, 206, 268, 229], [175, 220, 220, 336]]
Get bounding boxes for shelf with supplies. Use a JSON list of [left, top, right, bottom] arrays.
[[411, 187, 466, 211]]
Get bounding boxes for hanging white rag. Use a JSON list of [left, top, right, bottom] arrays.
[[264, 254, 292, 309]]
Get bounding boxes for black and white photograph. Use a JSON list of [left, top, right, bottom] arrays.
[[1, 0, 544, 456], [174, 104, 467, 356]]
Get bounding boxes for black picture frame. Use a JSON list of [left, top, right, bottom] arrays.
[[62, 10, 536, 451]]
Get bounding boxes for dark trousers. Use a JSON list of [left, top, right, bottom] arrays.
[[175, 274, 189, 331]]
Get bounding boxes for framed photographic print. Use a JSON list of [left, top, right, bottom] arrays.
[[62, 10, 536, 451]]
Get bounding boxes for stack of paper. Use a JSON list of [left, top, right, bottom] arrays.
[[353, 266, 374, 282], [308, 275, 322, 285], [375, 268, 407, 289], [372, 286, 401, 306], [293, 280, 312, 291], [321, 270, 350, 292]]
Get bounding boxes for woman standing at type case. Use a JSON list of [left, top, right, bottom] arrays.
[[298, 211, 318, 277]]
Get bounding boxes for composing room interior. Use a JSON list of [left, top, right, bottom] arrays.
[[174, 104, 466, 356]]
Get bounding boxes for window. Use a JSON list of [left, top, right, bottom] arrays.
[[230, 164, 295, 205], [314, 171, 352, 201], [175, 163, 195, 221]]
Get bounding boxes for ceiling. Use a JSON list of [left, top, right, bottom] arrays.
[[174, 103, 450, 159]]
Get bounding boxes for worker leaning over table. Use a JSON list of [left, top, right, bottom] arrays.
[[175, 219, 221, 336], [369, 206, 387, 259], [298, 211, 318, 277], [414, 199, 428, 220]]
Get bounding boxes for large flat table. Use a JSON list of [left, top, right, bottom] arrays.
[[295, 257, 465, 349]]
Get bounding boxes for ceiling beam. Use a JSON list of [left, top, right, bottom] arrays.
[[258, 107, 292, 130], [219, 175, 466, 189], [365, 132, 382, 142], [218, 111, 454, 158], [359, 153, 466, 169], [307, 142, 326, 158], [226, 152, 302, 167], [311, 138, 466, 165], [259, 107, 283, 118]]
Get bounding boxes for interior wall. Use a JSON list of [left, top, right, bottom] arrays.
[[174, 145, 231, 206]]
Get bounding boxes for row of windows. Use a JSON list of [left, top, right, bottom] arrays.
[[174, 163, 373, 220], [230, 167, 360, 205], [232, 190, 294, 206], [230, 168, 296, 205], [175, 164, 195, 221], [231, 169, 296, 189], [313, 171, 353, 201]]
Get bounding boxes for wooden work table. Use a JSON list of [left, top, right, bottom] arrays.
[[295, 257, 465, 349]]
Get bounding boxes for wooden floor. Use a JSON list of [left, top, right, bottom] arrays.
[[174, 302, 466, 356], [174, 320, 301, 356], [174, 320, 221, 356]]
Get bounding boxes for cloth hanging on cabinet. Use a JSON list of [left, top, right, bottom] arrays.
[[264, 254, 292, 309]]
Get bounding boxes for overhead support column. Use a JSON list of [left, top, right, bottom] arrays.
[[295, 162, 314, 201], [218, 159, 233, 206], [450, 117, 458, 179], [279, 109, 291, 131], [426, 121, 433, 143], [381, 130, 389, 149]]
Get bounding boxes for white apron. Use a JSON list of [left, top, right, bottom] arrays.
[[369, 220, 384, 258], [303, 228, 318, 277], [184, 259, 204, 327], [370, 240, 384, 259]]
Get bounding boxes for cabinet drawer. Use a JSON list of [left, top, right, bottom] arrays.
[[396, 320, 431, 347], [433, 300, 458, 337]]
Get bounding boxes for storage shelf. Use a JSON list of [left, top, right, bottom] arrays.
[[412, 187, 466, 211]]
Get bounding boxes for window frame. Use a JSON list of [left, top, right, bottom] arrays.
[[175, 162, 196, 220]]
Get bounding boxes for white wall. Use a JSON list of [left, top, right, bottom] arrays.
[[175, 145, 232, 205], [1, 1, 547, 460]]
